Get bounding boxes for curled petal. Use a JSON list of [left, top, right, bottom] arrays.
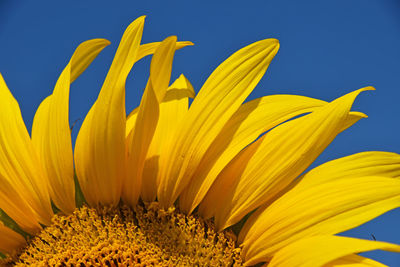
[[74, 16, 145, 207], [32, 39, 109, 214]]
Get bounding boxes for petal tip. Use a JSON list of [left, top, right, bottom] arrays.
[[362, 86, 376, 92], [99, 38, 111, 46]]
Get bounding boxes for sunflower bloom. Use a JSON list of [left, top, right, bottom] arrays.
[[0, 16, 400, 266]]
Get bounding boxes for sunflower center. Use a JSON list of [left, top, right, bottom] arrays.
[[10, 202, 242, 266]]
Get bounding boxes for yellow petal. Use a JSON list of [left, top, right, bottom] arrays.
[[199, 88, 372, 229], [158, 38, 280, 207], [125, 42, 193, 138], [32, 39, 109, 214], [267, 235, 400, 267], [326, 254, 387, 267], [240, 177, 400, 264], [126, 107, 138, 138], [236, 150, 395, 246], [297, 151, 400, 189], [123, 36, 178, 206], [179, 94, 326, 213], [141, 74, 195, 202], [341, 111, 368, 132], [137, 41, 193, 62], [0, 74, 53, 225], [70, 39, 112, 83], [0, 174, 41, 234], [0, 222, 26, 255], [74, 16, 145, 207]]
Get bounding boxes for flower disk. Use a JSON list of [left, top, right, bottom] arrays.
[[7, 204, 242, 266]]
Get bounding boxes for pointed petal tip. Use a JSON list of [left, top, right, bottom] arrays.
[[95, 38, 111, 46], [256, 38, 280, 56], [127, 16, 146, 29], [262, 38, 279, 45], [252, 38, 279, 50], [184, 41, 195, 46], [265, 38, 280, 47], [166, 35, 178, 43]]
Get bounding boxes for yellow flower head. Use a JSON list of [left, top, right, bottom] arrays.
[[1, 16, 400, 266]]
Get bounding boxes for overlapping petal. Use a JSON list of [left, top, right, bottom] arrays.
[[0, 174, 41, 234], [141, 74, 195, 202], [199, 88, 372, 229], [0, 222, 26, 255], [240, 177, 400, 265], [125, 43, 192, 139], [268, 235, 400, 267], [0, 74, 53, 225], [124, 36, 178, 206], [32, 39, 109, 214], [179, 95, 333, 213], [158, 38, 280, 208]]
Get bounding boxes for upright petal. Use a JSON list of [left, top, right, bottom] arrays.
[[158, 39, 280, 207], [123, 36, 178, 206], [240, 177, 400, 264], [141, 74, 195, 202], [125, 41, 192, 138], [199, 88, 372, 229], [179, 94, 326, 213], [74, 17, 145, 207], [0, 74, 53, 225], [267, 235, 400, 267], [32, 39, 109, 214], [0, 222, 26, 255]]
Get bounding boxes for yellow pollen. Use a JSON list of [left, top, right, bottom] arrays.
[[7, 202, 242, 266]]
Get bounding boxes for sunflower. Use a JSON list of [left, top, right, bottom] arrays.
[[0, 16, 400, 266]]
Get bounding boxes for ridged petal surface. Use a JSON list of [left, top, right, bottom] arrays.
[[199, 88, 372, 229], [158, 39, 280, 207], [0, 173, 41, 234], [179, 95, 326, 213], [240, 177, 400, 265], [268, 235, 400, 267], [297, 151, 400, 188]]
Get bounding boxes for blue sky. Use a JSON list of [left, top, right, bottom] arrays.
[[0, 0, 399, 265]]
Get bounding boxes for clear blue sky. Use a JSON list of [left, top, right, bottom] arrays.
[[1, 0, 399, 265]]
